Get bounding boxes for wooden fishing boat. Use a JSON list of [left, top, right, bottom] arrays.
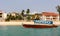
[[22, 20, 58, 28]]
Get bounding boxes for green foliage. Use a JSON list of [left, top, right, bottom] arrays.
[[56, 5, 60, 13], [21, 10, 25, 16], [26, 9, 31, 21], [26, 15, 31, 21], [26, 9, 30, 15], [16, 15, 23, 20], [56, 5, 60, 21], [5, 9, 34, 21], [18, 15, 23, 20], [5, 18, 10, 21], [10, 16, 16, 20]]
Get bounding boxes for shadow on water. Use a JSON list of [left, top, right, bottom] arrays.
[[0, 26, 60, 36]]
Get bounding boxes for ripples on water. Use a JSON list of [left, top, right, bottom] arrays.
[[0, 26, 8, 30], [0, 26, 60, 36]]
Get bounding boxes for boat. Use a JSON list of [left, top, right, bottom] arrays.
[[22, 20, 58, 28], [23, 24, 57, 28]]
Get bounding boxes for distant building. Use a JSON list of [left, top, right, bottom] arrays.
[[41, 12, 59, 21], [8, 12, 19, 17], [0, 10, 7, 21], [32, 12, 59, 21]]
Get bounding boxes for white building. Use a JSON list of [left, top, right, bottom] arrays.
[[41, 12, 59, 21], [34, 12, 59, 21], [0, 10, 7, 21]]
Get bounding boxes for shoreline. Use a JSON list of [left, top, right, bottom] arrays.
[[0, 21, 60, 26], [0, 21, 34, 26]]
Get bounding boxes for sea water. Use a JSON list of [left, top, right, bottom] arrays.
[[0, 25, 60, 36]]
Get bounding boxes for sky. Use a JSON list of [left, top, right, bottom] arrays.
[[0, 0, 60, 13]]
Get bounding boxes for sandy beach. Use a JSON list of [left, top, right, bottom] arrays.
[[0, 21, 34, 26], [0, 21, 60, 26]]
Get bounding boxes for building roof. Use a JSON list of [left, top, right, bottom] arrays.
[[42, 12, 59, 16]]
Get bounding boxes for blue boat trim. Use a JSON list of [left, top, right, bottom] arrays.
[[34, 20, 53, 24]]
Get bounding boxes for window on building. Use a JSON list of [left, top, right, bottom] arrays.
[[53, 18, 56, 19], [0, 16, 2, 17], [46, 16, 50, 17], [0, 13, 2, 18], [0, 13, 2, 15]]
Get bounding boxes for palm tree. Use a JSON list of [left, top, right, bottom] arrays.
[[56, 5, 60, 20], [26, 9, 31, 21], [21, 10, 25, 20], [26, 9, 30, 15], [21, 10, 25, 16]]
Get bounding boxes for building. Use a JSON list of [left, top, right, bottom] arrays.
[[32, 12, 59, 21], [8, 12, 19, 16], [0, 10, 7, 21], [41, 12, 59, 21]]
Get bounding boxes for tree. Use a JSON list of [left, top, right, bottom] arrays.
[[10, 16, 16, 20], [26, 15, 31, 21], [26, 9, 31, 21], [18, 15, 23, 20], [26, 9, 30, 15], [56, 5, 60, 20], [21, 10, 25, 16], [16, 15, 23, 20], [21, 10, 25, 20]]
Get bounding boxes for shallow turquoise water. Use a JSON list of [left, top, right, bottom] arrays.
[[0, 26, 60, 36]]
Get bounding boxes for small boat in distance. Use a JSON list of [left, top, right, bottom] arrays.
[[23, 20, 58, 28]]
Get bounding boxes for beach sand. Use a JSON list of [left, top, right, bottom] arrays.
[[0, 21, 34, 26], [0, 21, 60, 26]]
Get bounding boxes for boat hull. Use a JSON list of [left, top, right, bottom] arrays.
[[23, 24, 58, 28]]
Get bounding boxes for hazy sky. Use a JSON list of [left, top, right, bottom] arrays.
[[0, 0, 60, 13]]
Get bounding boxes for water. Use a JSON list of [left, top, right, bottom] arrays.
[[0, 26, 60, 36]]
